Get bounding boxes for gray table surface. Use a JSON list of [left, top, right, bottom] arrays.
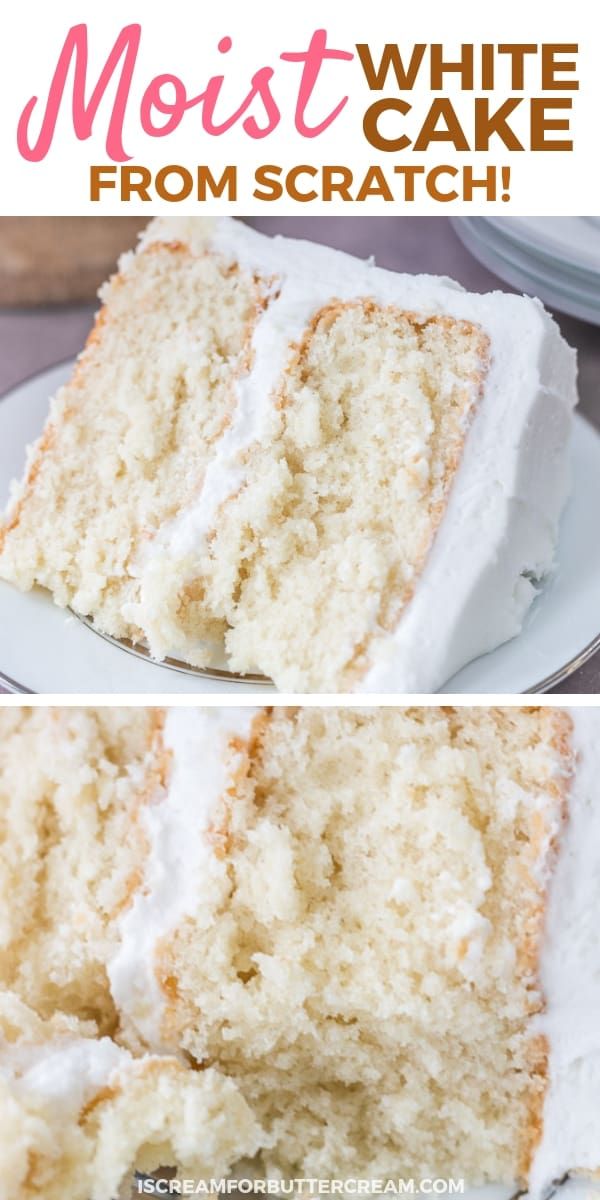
[[0, 217, 598, 695]]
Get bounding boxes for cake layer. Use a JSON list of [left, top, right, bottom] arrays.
[[3, 705, 598, 1195], [0, 218, 577, 691]]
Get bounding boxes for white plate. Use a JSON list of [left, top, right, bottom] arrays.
[[1, 361, 599, 695]]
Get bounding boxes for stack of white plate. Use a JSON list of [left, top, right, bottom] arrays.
[[451, 217, 600, 325]]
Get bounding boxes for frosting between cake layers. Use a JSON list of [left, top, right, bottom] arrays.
[[133, 217, 576, 690], [528, 707, 600, 1198], [107, 707, 259, 1050]]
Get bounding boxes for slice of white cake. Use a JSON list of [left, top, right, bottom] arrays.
[[1, 705, 599, 1196], [0, 218, 577, 691]]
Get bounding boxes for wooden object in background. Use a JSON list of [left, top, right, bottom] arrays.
[[0, 217, 146, 307]]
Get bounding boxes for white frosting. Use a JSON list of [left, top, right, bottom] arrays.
[[108, 707, 259, 1049], [1, 1034, 128, 1116], [529, 707, 600, 1198], [130, 217, 576, 691]]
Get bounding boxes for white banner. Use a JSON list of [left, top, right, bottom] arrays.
[[0, 0, 596, 215]]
